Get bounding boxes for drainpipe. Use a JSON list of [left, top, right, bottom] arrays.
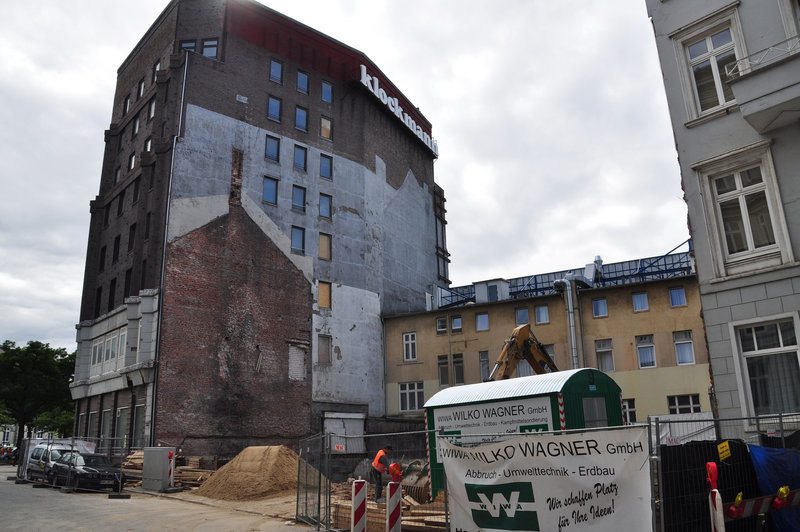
[[554, 279, 579, 369], [151, 52, 190, 446]]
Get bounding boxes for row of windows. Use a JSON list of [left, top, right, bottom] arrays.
[[179, 38, 219, 59], [269, 58, 333, 103], [265, 134, 334, 178], [592, 286, 687, 318], [267, 96, 333, 140], [93, 259, 147, 317], [262, 178, 332, 218], [90, 327, 128, 367]]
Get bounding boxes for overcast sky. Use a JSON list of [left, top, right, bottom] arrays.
[[0, 0, 687, 352]]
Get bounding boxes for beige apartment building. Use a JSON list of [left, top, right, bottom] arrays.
[[385, 251, 711, 423]]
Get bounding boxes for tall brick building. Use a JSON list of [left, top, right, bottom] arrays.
[[70, 0, 448, 456]]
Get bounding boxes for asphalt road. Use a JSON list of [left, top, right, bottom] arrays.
[[0, 464, 309, 531]]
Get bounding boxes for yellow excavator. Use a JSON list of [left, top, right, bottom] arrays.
[[485, 323, 559, 381]]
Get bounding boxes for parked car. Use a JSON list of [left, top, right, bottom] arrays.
[[51, 452, 124, 491], [25, 442, 71, 482]]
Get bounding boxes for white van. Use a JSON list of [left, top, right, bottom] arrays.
[[25, 442, 72, 482]]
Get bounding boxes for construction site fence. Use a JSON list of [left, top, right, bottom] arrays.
[[15, 436, 131, 495], [650, 411, 800, 532]]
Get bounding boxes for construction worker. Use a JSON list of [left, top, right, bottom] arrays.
[[370, 445, 392, 502]]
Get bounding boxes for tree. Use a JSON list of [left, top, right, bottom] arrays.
[[0, 341, 74, 448]]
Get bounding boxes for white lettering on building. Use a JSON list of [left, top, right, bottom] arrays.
[[359, 64, 439, 157]]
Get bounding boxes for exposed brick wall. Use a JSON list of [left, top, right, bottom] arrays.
[[157, 205, 313, 457]]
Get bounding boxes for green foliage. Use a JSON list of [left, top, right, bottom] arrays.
[[0, 341, 74, 446]]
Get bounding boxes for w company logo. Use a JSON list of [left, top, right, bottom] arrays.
[[464, 482, 540, 531]]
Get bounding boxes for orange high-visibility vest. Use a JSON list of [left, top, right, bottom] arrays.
[[372, 449, 388, 473]]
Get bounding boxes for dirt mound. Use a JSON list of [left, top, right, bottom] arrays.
[[196, 445, 298, 501]]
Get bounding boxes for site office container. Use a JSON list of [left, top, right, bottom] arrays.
[[423, 368, 623, 498]]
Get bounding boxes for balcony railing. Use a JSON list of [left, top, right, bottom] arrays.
[[726, 35, 800, 78]]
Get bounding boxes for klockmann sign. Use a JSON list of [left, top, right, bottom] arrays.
[[439, 425, 651, 531]]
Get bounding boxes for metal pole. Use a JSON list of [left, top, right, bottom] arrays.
[[779, 412, 785, 449], [655, 417, 665, 532]]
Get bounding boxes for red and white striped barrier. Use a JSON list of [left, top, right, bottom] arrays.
[[351, 479, 367, 532], [726, 488, 800, 519], [558, 393, 566, 430], [168, 450, 175, 488], [386, 482, 402, 532]]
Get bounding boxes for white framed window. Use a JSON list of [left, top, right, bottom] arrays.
[[436, 317, 447, 335], [476, 313, 489, 331], [402, 332, 417, 362], [479, 351, 490, 381], [668, 394, 701, 414], [673, 330, 695, 365], [202, 38, 218, 59], [399, 382, 423, 412], [669, 287, 687, 307], [736, 318, 799, 416], [670, 6, 745, 122], [592, 298, 608, 318], [451, 316, 462, 333], [636, 334, 656, 368], [534, 305, 549, 324], [595, 339, 614, 372], [632, 293, 649, 312], [453, 354, 464, 385], [622, 398, 636, 424], [515, 308, 529, 326], [438, 355, 449, 386], [695, 142, 793, 276]]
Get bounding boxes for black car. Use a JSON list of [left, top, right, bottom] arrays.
[[51, 452, 124, 491]]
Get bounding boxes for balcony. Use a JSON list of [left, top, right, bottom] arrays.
[[727, 36, 800, 133]]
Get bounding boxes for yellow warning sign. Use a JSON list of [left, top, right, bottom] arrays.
[[718, 441, 731, 461]]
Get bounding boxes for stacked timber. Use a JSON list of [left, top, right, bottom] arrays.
[[121, 451, 213, 488]]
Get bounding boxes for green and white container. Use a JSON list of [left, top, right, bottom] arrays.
[[423, 368, 623, 498]]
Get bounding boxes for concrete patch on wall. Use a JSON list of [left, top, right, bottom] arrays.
[[167, 195, 229, 242], [312, 284, 384, 416]]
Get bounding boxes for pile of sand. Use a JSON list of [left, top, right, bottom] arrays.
[[196, 445, 298, 501]]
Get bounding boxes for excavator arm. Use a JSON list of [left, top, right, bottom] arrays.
[[486, 323, 558, 381]]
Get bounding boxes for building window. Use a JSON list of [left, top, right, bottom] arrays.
[[114, 167, 121, 184], [479, 351, 490, 381], [668, 394, 701, 414], [265, 135, 280, 162], [318, 281, 331, 309], [179, 40, 195, 53], [294, 145, 307, 170], [515, 308, 529, 326], [107, 278, 116, 312], [319, 233, 331, 260], [112, 235, 120, 263], [436, 317, 447, 335], [737, 319, 799, 415], [476, 313, 489, 331], [622, 398, 637, 424], [686, 28, 737, 113], [297, 71, 308, 94], [145, 212, 151, 239], [263, 177, 278, 204], [451, 316, 462, 333], [669, 287, 686, 307], [453, 354, 464, 385], [147, 98, 155, 120], [321, 81, 332, 103], [132, 177, 140, 202], [295, 106, 308, 131], [98, 246, 106, 272], [320, 116, 332, 140], [128, 223, 136, 252], [318, 334, 331, 365], [152, 60, 161, 83], [403, 332, 417, 362], [593, 298, 608, 318], [713, 166, 777, 257], [269, 59, 282, 83], [137, 79, 145, 99], [144, 137, 152, 152], [267, 96, 281, 122], [534, 305, 549, 324], [636, 334, 656, 368], [123, 95, 131, 115], [94, 287, 102, 318], [320, 154, 332, 180], [438, 355, 449, 386], [202, 38, 218, 58], [124, 268, 132, 297], [673, 330, 695, 365], [517, 359, 533, 377], [595, 339, 614, 372], [128, 153, 136, 171], [399, 382, 423, 412], [132, 114, 140, 137], [319, 193, 332, 220], [117, 190, 125, 216], [291, 226, 305, 254], [292, 185, 306, 212], [633, 293, 649, 312]]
